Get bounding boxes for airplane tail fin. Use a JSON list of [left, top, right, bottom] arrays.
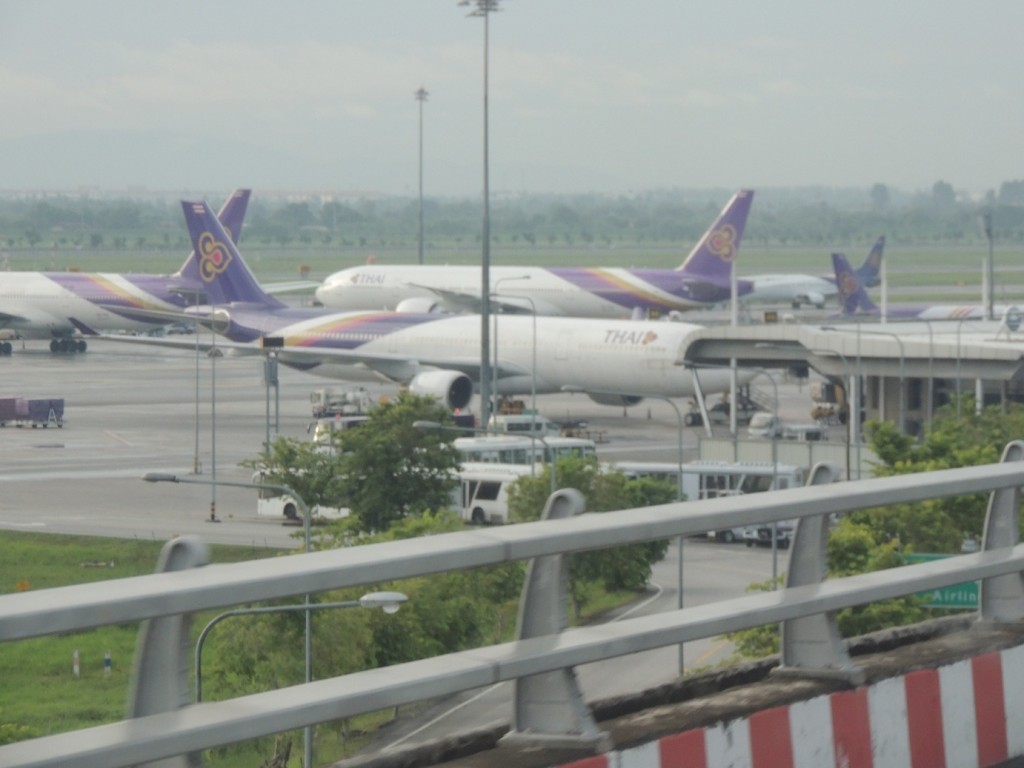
[[676, 189, 754, 278], [832, 252, 878, 315], [175, 189, 250, 278], [179, 199, 285, 310], [854, 235, 885, 288]]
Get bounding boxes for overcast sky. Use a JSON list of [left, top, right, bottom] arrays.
[[2, 1, 1022, 198]]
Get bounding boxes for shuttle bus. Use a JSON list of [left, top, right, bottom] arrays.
[[455, 462, 535, 525], [454, 435, 597, 465], [609, 460, 806, 543]]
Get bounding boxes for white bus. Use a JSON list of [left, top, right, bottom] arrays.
[[252, 470, 348, 521], [455, 462, 535, 525], [609, 460, 806, 543], [454, 435, 597, 466]]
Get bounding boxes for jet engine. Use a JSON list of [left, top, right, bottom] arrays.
[[408, 370, 474, 410], [396, 297, 444, 314], [586, 393, 644, 408]]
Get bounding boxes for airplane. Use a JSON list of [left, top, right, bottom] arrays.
[[0, 189, 251, 355], [739, 236, 886, 309], [832, 251, 1017, 322], [134, 199, 755, 414], [313, 189, 755, 319]]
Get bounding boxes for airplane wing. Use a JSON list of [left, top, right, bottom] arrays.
[[0, 311, 30, 327], [406, 284, 534, 315], [91, 327, 530, 384], [263, 280, 321, 296]]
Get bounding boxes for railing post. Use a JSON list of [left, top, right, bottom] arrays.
[[500, 489, 611, 752], [775, 463, 866, 684], [979, 440, 1024, 623], [127, 536, 210, 768]]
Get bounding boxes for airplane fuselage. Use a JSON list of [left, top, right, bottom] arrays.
[[316, 265, 741, 318], [740, 274, 838, 308], [209, 304, 741, 399], [0, 271, 201, 340]]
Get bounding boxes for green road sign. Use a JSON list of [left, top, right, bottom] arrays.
[[903, 553, 979, 609]]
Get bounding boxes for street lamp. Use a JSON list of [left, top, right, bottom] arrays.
[[491, 275, 531, 423], [646, 396, 685, 673], [414, 86, 429, 266], [982, 212, 994, 321], [862, 328, 905, 431], [193, 591, 407, 703], [459, 0, 502, 431], [686, 361, 782, 584], [143, 472, 318, 764], [810, 343, 856, 480], [413, 419, 557, 494]]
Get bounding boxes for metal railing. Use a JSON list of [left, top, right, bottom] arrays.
[[1, 442, 1023, 767]]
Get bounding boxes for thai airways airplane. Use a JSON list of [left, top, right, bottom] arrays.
[[740, 236, 886, 309], [161, 199, 751, 412], [0, 189, 250, 355], [314, 189, 755, 318], [832, 251, 1016, 322]]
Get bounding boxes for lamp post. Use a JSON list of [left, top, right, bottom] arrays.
[[193, 591, 407, 703], [982, 212, 994, 321], [685, 361, 782, 583], [491, 275, 531, 424], [459, 0, 502, 431], [647, 396, 685, 673], [413, 419, 557, 494], [414, 86, 429, 266], [810, 344, 855, 480], [143, 472, 318, 765], [863, 328, 905, 432]]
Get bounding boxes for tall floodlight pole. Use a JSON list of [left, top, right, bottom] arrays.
[[460, 0, 501, 430], [415, 86, 429, 265], [982, 212, 995, 321]]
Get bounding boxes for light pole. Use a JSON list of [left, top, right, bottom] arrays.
[[413, 419, 557, 494], [810, 344, 855, 480], [459, 0, 502, 431], [193, 591, 407, 703], [491, 275, 530, 423], [982, 212, 994, 321], [414, 86, 429, 265], [648, 396, 685, 673], [863, 329, 905, 432], [686, 361, 782, 583], [143, 472, 318, 765]]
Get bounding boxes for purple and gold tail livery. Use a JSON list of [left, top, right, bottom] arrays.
[[677, 188, 754, 281]]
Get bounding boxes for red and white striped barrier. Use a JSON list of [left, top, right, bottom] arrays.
[[555, 644, 1024, 768]]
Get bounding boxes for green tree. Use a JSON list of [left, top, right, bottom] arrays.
[[334, 394, 462, 532], [507, 457, 672, 615], [254, 393, 461, 534]]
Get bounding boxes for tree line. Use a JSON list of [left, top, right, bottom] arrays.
[[2, 181, 1024, 253]]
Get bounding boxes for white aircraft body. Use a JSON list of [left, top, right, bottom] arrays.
[[314, 190, 755, 318], [740, 237, 887, 309], [0, 190, 250, 354], [110, 199, 754, 413]]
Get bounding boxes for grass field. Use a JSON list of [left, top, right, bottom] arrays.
[[0, 532, 300, 764]]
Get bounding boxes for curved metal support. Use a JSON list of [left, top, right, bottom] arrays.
[[502, 489, 610, 752], [979, 440, 1024, 623], [127, 536, 210, 768], [776, 463, 865, 684]]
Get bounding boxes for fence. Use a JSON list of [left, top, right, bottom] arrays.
[[1, 442, 1023, 767]]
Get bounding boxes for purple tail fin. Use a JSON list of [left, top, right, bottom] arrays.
[[854, 235, 885, 288], [174, 188, 250, 278], [676, 189, 754, 279], [832, 252, 878, 315], [179, 199, 285, 309]]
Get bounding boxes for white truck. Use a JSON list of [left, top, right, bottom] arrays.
[[747, 412, 827, 442], [310, 386, 375, 418]]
